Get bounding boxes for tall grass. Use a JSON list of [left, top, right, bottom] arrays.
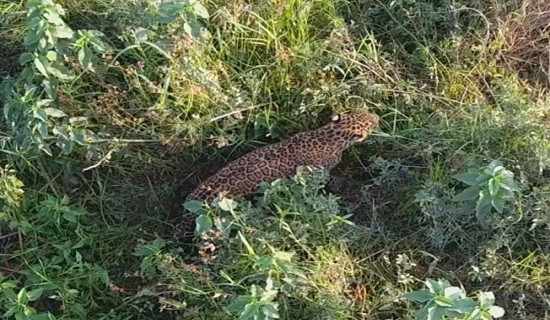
[[0, 0, 549, 319]]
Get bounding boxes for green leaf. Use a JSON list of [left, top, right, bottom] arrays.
[[184, 20, 203, 38], [448, 298, 477, 314], [34, 57, 50, 78], [54, 24, 74, 39], [262, 303, 279, 319], [17, 288, 28, 304], [77, 47, 93, 69], [195, 214, 212, 234], [218, 197, 236, 212], [479, 291, 495, 308], [486, 160, 503, 173], [487, 178, 500, 197], [47, 62, 75, 80], [426, 279, 448, 295], [192, 1, 210, 19], [477, 189, 492, 208], [452, 172, 480, 186], [183, 200, 204, 213], [27, 288, 43, 301], [404, 289, 433, 303], [427, 305, 446, 320], [227, 296, 252, 313], [62, 210, 78, 223], [434, 295, 454, 307], [3, 306, 18, 318], [491, 197, 505, 214], [453, 186, 480, 202], [443, 286, 464, 299], [239, 302, 261, 319], [44, 11, 64, 25], [24, 29, 42, 46], [44, 108, 67, 118], [19, 52, 34, 65]]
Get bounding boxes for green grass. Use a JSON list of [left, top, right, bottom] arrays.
[[1, 0, 550, 319]]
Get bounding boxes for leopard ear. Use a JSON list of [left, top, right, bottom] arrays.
[[331, 114, 341, 123]]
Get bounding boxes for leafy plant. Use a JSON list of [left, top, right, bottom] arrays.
[[404, 278, 505, 320], [227, 280, 280, 320], [452, 160, 521, 226], [1, 274, 55, 320], [134, 238, 168, 277]]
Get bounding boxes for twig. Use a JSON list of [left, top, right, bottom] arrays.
[[82, 149, 114, 172]]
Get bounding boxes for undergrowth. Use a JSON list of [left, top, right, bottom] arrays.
[[1, 0, 549, 319]]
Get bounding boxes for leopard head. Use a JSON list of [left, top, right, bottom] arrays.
[[324, 110, 379, 148]]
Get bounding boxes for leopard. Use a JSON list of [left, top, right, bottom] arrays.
[[177, 110, 380, 238]]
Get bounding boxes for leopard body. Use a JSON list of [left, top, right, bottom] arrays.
[[179, 110, 379, 236]]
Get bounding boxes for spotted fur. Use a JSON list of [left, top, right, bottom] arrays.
[[178, 110, 379, 237]]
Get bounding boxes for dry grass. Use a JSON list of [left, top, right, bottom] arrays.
[[494, 0, 550, 84]]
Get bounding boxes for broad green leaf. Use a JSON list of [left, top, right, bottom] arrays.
[[184, 21, 203, 38], [452, 172, 480, 186], [218, 197, 236, 212], [183, 200, 203, 213], [501, 179, 520, 192], [443, 286, 464, 299], [47, 62, 75, 80], [27, 288, 43, 301], [479, 291, 495, 308], [227, 296, 252, 313], [193, 1, 210, 19], [486, 160, 503, 173], [427, 305, 446, 320], [77, 48, 93, 69], [34, 57, 50, 78], [37, 99, 53, 107], [239, 301, 261, 319], [17, 287, 28, 304], [262, 303, 279, 319], [448, 298, 477, 314], [453, 186, 480, 202], [404, 289, 433, 303], [44, 11, 64, 25], [434, 295, 454, 307], [19, 52, 34, 65], [3, 306, 18, 318], [44, 108, 67, 118], [55, 24, 74, 39], [195, 214, 212, 234], [487, 178, 500, 197], [24, 29, 42, 46], [491, 197, 505, 214], [273, 251, 293, 262], [477, 189, 492, 208], [426, 279, 448, 294], [30, 312, 55, 320]]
